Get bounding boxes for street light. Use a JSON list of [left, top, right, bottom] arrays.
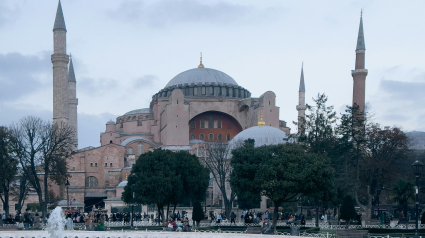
[[129, 173, 138, 229], [65, 179, 70, 210], [412, 160, 424, 236], [376, 186, 382, 221]]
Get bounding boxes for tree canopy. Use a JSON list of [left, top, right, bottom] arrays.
[[122, 149, 209, 225], [231, 141, 334, 232]]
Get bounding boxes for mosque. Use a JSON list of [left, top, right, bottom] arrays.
[[8, 1, 368, 215]]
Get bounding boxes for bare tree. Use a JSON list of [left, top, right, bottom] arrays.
[[201, 141, 236, 218], [0, 126, 18, 218], [10, 170, 32, 214], [8, 116, 75, 219]]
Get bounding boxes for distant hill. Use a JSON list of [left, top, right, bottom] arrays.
[[406, 131, 425, 150]]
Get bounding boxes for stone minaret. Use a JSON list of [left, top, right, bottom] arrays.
[[68, 55, 78, 149], [52, 0, 69, 125], [351, 11, 368, 115], [296, 63, 306, 133]]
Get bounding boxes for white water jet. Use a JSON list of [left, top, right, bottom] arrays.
[[46, 207, 65, 238]]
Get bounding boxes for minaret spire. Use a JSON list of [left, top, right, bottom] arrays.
[[68, 54, 76, 82], [296, 62, 307, 134], [53, 0, 66, 31], [299, 62, 305, 92], [352, 10, 368, 116]]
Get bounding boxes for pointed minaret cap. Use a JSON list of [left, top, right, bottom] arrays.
[[53, 0, 66, 31], [299, 62, 305, 92], [198, 52, 204, 68], [68, 54, 76, 82], [356, 10, 365, 51]]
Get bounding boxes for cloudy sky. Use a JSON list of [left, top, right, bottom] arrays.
[[0, 0, 424, 149]]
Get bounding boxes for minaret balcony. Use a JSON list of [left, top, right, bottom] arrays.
[[296, 105, 307, 111], [351, 69, 368, 76]]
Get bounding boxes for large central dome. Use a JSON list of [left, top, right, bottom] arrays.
[[165, 68, 238, 89]]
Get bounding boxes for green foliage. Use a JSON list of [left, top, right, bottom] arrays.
[[237, 193, 261, 210], [121, 149, 209, 218], [230, 141, 334, 232], [26, 203, 41, 212], [340, 195, 356, 221], [0, 126, 18, 217], [392, 179, 414, 214], [111, 207, 118, 213], [192, 201, 204, 223]]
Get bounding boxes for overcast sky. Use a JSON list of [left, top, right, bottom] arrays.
[[0, 0, 424, 149]]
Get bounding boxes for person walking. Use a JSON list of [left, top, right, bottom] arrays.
[[84, 213, 91, 230], [230, 212, 236, 225], [23, 209, 31, 230]]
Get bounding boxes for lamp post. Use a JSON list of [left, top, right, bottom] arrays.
[[377, 188, 381, 221], [65, 179, 70, 210], [129, 173, 138, 229], [412, 160, 424, 236]]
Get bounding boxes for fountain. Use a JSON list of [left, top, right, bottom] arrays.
[[45, 207, 66, 238]]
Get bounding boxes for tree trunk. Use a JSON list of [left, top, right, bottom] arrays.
[[355, 185, 372, 223], [272, 202, 280, 234], [43, 166, 49, 221], [2, 182, 9, 218]]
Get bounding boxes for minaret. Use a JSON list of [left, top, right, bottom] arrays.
[[52, 0, 69, 125], [296, 63, 306, 133], [351, 10, 368, 115], [68, 55, 78, 150]]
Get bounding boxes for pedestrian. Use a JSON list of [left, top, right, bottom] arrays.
[[33, 213, 41, 229], [216, 213, 222, 223], [167, 218, 176, 231], [84, 213, 91, 230], [23, 209, 31, 230], [230, 212, 236, 225], [421, 212, 425, 225], [66, 214, 74, 230], [261, 218, 271, 234]]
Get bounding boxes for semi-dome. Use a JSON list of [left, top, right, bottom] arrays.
[[229, 125, 288, 148], [165, 68, 238, 89]]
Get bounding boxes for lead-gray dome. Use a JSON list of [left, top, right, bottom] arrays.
[[229, 126, 288, 148], [165, 68, 238, 89]]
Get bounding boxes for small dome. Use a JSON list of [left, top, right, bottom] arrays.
[[164, 68, 238, 89], [117, 180, 128, 188], [106, 120, 115, 125], [229, 126, 288, 148]]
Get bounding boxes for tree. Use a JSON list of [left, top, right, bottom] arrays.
[[192, 201, 204, 227], [0, 126, 18, 218], [122, 149, 209, 225], [392, 179, 414, 219], [201, 141, 236, 219], [10, 170, 31, 214], [231, 142, 334, 232], [340, 195, 356, 228], [8, 116, 75, 219], [295, 93, 337, 154]]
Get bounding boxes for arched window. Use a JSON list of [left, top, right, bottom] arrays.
[[208, 116, 214, 128], [126, 147, 133, 155], [105, 180, 109, 186], [218, 134, 222, 141], [191, 134, 196, 140], [200, 134, 204, 140], [226, 134, 231, 141], [137, 143, 144, 156], [85, 176, 98, 188], [227, 122, 231, 129], [190, 121, 196, 129], [209, 134, 214, 141], [217, 119, 222, 128], [200, 119, 205, 129]]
